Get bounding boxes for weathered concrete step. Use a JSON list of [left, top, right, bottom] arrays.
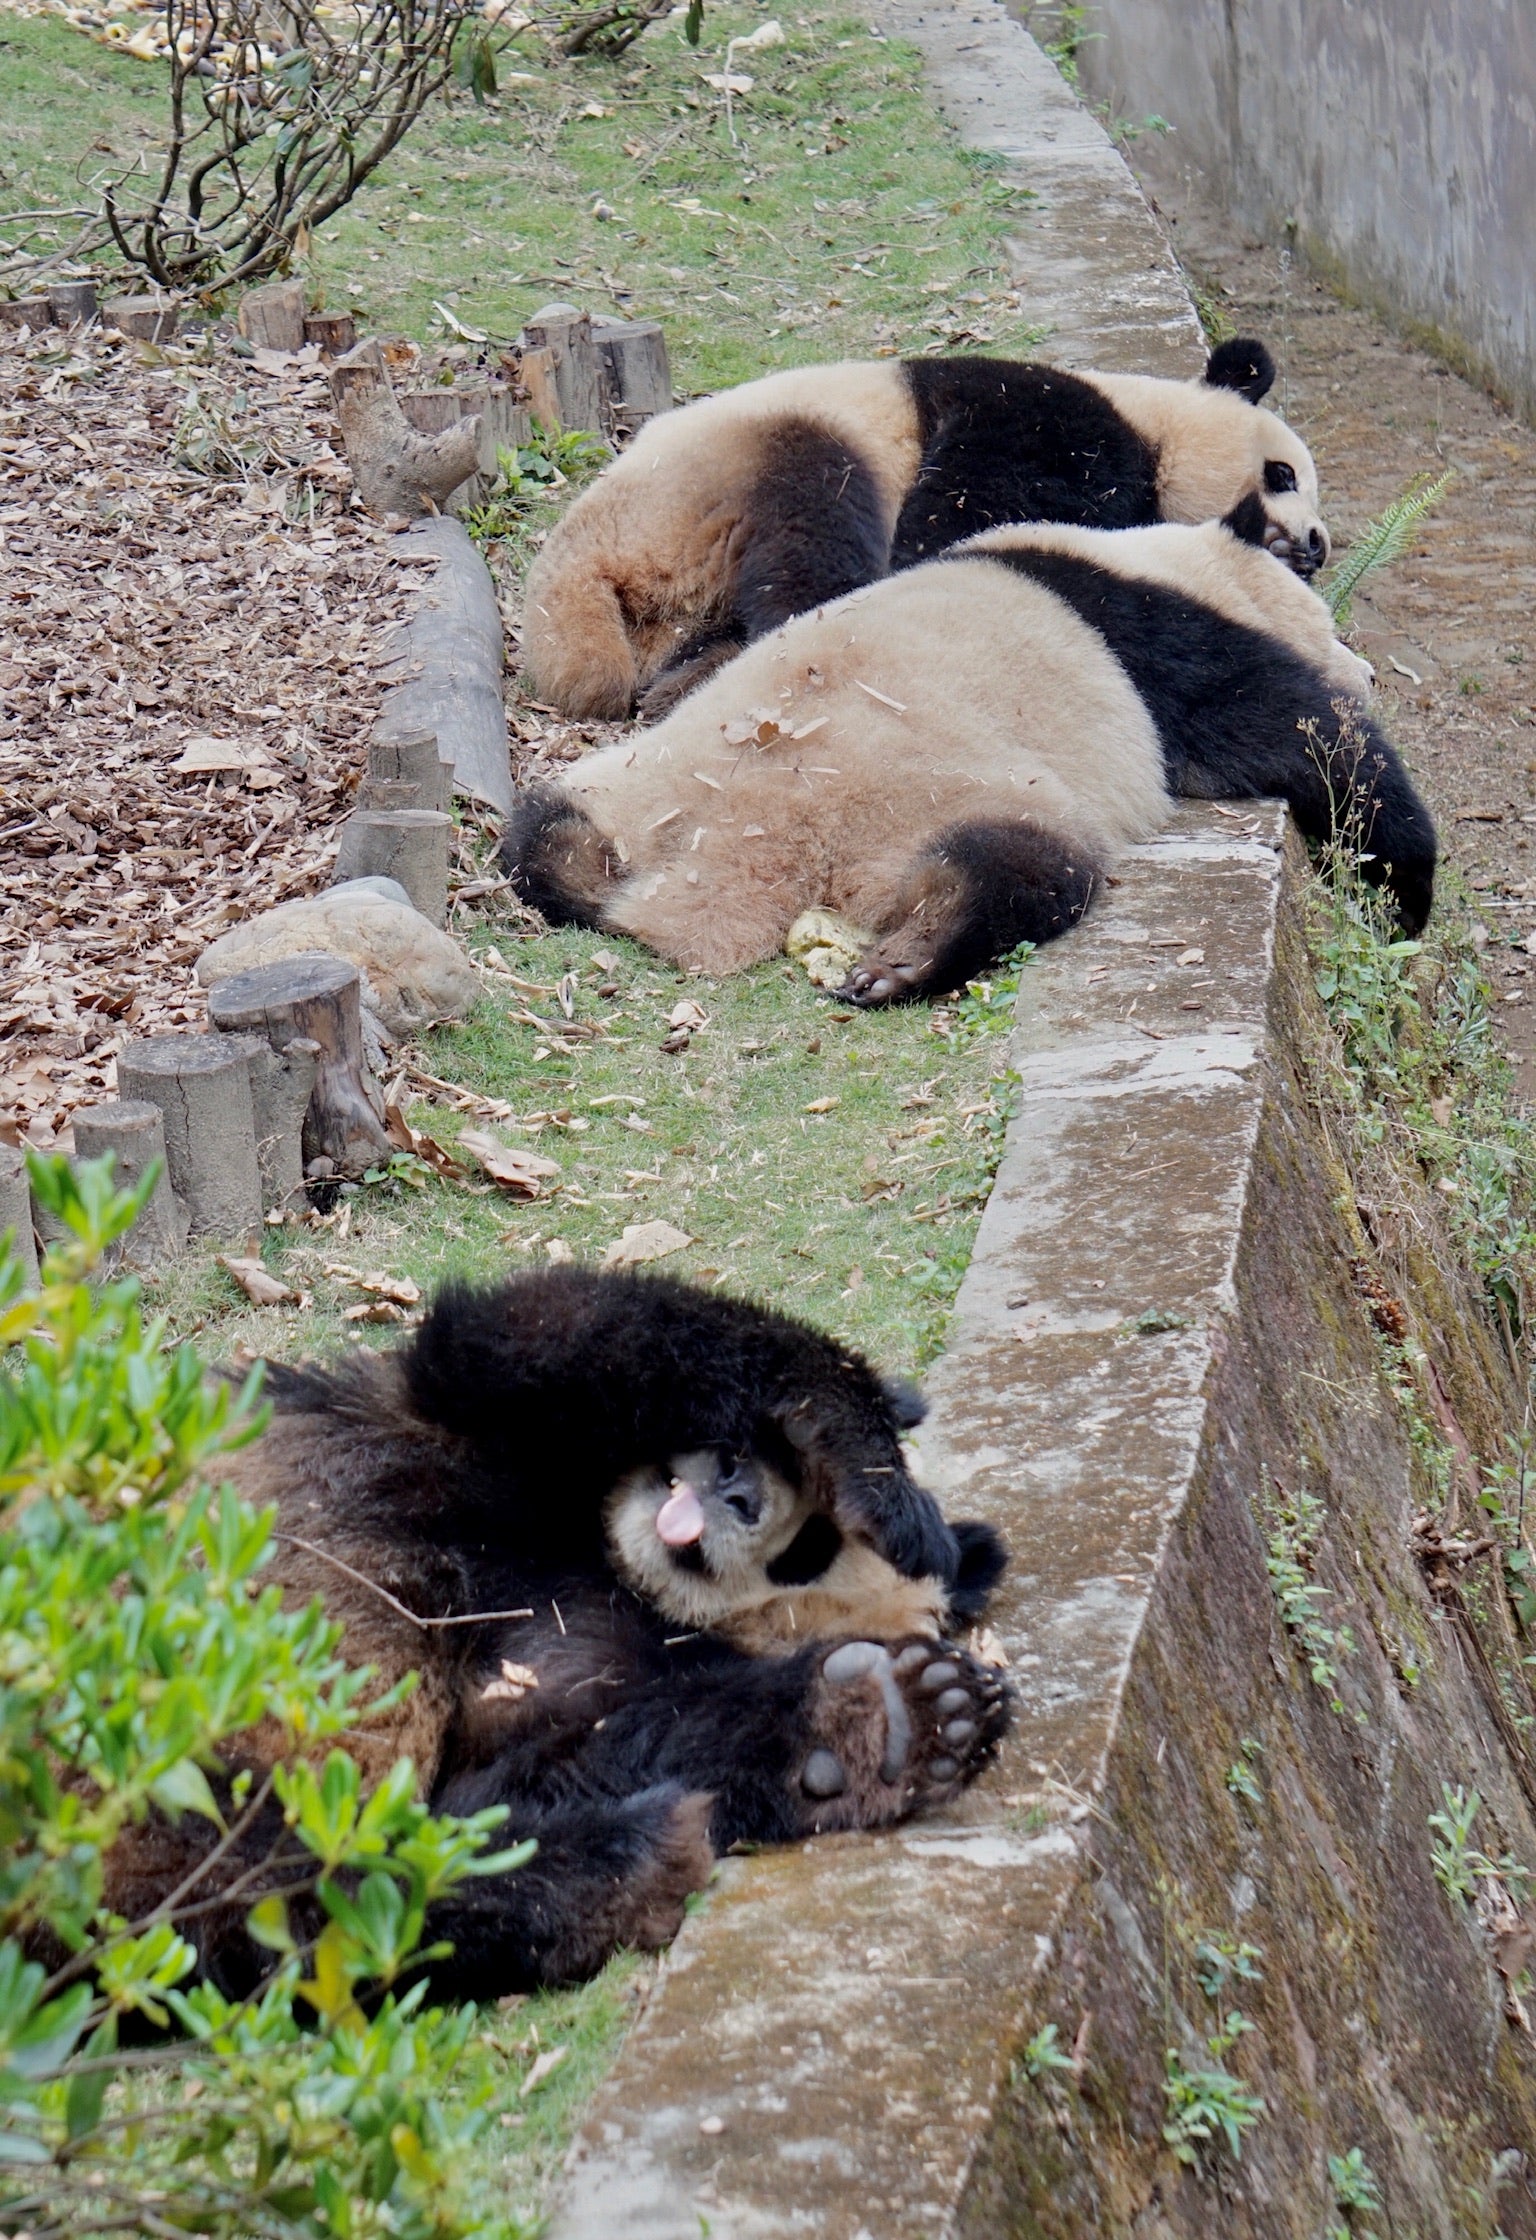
[[877, 0, 1204, 374]]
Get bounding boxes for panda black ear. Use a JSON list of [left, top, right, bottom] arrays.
[[1204, 337, 1277, 405], [948, 1519, 1009, 1622], [882, 1377, 928, 1431]]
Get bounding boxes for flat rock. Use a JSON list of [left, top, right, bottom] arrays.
[[196, 883, 480, 1036]]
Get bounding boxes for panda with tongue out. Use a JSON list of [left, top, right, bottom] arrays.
[[96, 1266, 1010, 2003]]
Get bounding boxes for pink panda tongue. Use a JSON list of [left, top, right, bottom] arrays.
[[656, 1483, 706, 1547]]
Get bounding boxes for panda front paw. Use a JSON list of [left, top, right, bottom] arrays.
[[795, 1636, 1011, 1831]]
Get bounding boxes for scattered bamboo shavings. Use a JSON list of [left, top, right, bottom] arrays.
[[457, 1129, 563, 1196], [853, 679, 907, 712]]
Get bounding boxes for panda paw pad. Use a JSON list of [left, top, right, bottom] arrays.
[[796, 1635, 1011, 1829]]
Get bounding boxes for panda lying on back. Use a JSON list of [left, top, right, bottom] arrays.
[[501, 508, 1435, 1003], [95, 1271, 1008, 1999], [522, 338, 1329, 719]]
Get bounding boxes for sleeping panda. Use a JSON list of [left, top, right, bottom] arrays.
[[522, 337, 1329, 720], [94, 1269, 1008, 1999], [500, 506, 1435, 1004]]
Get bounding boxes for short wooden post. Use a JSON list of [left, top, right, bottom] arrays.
[[101, 296, 179, 342], [205, 954, 390, 1177], [47, 280, 99, 329], [0, 297, 49, 334], [0, 1143, 39, 1290], [517, 345, 564, 431], [242, 1036, 321, 1214], [523, 305, 605, 435], [72, 1100, 188, 1263], [304, 310, 357, 356], [116, 1033, 263, 1244], [333, 808, 451, 925], [238, 277, 307, 352], [591, 316, 673, 430], [368, 729, 453, 815]]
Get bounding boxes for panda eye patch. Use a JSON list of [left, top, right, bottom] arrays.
[[1264, 460, 1299, 494]]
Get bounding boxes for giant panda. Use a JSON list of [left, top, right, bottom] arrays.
[[95, 1269, 1009, 1999], [522, 338, 1329, 720], [500, 507, 1435, 1004]]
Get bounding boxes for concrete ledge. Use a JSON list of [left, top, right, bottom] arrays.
[[547, 7, 1536, 2227], [549, 808, 1293, 2238], [876, 0, 1204, 374]]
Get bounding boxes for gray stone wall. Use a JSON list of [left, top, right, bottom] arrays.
[[1071, 0, 1536, 421]]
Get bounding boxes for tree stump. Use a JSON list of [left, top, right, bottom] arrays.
[[591, 316, 673, 431], [330, 340, 483, 520], [116, 1033, 263, 1244], [205, 954, 390, 1177], [523, 305, 605, 435], [0, 297, 49, 334], [368, 729, 452, 815], [0, 1142, 40, 1291], [333, 808, 451, 925], [101, 296, 178, 342], [47, 280, 99, 329], [240, 1035, 320, 1214], [72, 1100, 188, 1264], [516, 345, 564, 432], [239, 277, 307, 353], [304, 310, 357, 357]]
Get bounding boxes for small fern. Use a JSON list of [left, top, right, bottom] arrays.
[[1323, 471, 1452, 629]]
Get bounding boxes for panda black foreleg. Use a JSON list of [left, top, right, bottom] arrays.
[[640, 421, 889, 721], [414, 1784, 716, 1995], [637, 620, 749, 721], [447, 1632, 1011, 1856], [841, 817, 1103, 1006], [1180, 703, 1437, 935]]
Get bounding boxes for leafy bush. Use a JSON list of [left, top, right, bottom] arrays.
[[0, 1152, 529, 2238]]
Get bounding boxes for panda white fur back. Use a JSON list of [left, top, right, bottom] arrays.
[[521, 340, 1328, 721], [501, 515, 1436, 1003]]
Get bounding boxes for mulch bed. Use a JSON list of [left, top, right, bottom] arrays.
[[0, 318, 441, 1151]]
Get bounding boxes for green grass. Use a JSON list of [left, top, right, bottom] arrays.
[[167, 920, 1026, 1377], [1, 5, 1047, 385]]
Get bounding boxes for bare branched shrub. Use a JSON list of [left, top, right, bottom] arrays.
[[554, 0, 676, 60], [103, 0, 469, 292]]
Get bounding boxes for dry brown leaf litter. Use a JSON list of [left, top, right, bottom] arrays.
[[0, 318, 437, 1149]]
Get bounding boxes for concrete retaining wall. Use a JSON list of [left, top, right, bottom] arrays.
[[1070, 0, 1536, 423]]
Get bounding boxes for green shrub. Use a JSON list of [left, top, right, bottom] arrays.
[[0, 1153, 529, 2238]]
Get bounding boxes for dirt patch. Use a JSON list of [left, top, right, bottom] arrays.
[[1145, 180, 1536, 1091], [0, 321, 445, 1151]]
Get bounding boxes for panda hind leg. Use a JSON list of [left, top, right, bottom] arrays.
[[841, 817, 1102, 1006], [498, 788, 624, 930], [418, 1783, 715, 1996], [638, 422, 889, 724], [637, 622, 749, 722]]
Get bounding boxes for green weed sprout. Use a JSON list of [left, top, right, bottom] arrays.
[[1323, 472, 1453, 630]]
